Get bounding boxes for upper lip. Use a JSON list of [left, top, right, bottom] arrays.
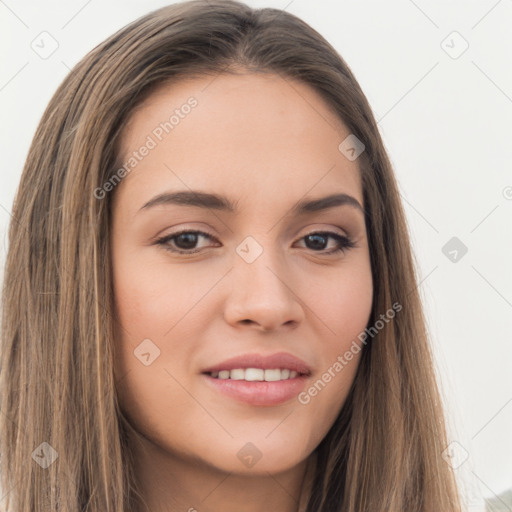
[[202, 352, 311, 375]]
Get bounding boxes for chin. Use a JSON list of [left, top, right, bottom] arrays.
[[192, 437, 313, 476]]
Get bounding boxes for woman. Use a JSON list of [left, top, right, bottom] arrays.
[[0, 1, 463, 510]]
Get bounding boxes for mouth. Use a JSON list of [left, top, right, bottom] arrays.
[[205, 368, 306, 381], [200, 352, 311, 406]]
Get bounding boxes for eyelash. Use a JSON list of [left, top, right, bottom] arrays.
[[155, 229, 356, 256]]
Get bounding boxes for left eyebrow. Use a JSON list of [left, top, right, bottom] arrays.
[[139, 190, 364, 215], [291, 193, 364, 216]]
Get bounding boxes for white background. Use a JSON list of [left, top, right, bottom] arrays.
[[1, 1, 511, 509]]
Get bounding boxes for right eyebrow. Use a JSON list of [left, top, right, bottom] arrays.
[[139, 190, 238, 212]]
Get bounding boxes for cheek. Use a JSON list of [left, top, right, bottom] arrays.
[[288, 259, 372, 438], [112, 251, 207, 338], [306, 258, 373, 342], [111, 251, 213, 406], [111, 268, 200, 437]]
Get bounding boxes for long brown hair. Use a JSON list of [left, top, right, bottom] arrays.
[[0, 1, 462, 510]]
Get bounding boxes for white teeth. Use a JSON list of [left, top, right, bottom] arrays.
[[264, 369, 282, 381], [209, 368, 301, 381], [230, 369, 245, 380], [245, 368, 264, 381]]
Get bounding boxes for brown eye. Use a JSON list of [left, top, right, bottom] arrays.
[[155, 230, 218, 254], [173, 232, 202, 250], [298, 231, 355, 255]]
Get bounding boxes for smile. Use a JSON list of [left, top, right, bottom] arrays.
[[208, 368, 300, 381]]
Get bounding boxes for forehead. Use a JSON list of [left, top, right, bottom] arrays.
[[116, 72, 363, 210]]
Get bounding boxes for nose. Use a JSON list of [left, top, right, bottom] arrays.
[[223, 247, 305, 332]]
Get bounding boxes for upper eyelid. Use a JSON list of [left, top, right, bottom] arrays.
[[160, 227, 348, 238]]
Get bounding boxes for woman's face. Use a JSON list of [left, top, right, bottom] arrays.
[[111, 72, 373, 476]]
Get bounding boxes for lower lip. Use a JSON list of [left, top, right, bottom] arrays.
[[202, 374, 309, 406]]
